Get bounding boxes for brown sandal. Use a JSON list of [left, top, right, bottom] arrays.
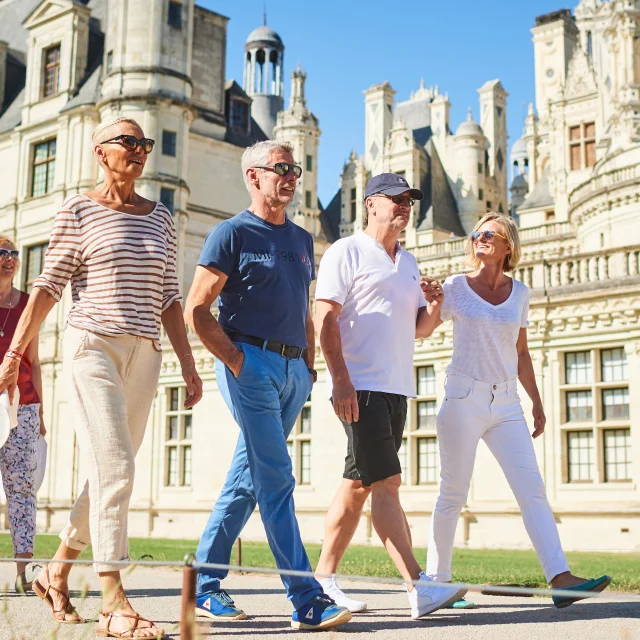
[[32, 565, 85, 624], [96, 611, 165, 639]]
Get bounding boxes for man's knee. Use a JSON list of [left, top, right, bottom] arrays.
[[371, 473, 402, 494], [344, 479, 371, 504]]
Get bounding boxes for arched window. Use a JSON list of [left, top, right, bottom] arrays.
[[269, 50, 279, 94]]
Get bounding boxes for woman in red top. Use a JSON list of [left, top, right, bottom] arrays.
[[0, 235, 45, 591]]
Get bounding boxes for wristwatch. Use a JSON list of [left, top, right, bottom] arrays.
[[308, 367, 318, 383]]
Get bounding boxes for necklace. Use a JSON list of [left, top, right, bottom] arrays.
[[0, 290, 14, 338]]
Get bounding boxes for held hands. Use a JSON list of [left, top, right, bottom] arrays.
[[332, 377, 359, 424], [180, 355, 203, 408], [531, 402, 546, 438], [420, 277, 444, 309]]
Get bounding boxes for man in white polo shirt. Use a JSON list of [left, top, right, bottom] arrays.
[[314, 173, 466, 619]]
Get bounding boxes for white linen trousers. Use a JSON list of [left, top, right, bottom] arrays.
[[426, 373, 570, 583], [59, 326, 162, 572]]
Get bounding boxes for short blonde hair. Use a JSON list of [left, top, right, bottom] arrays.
[[91, 117, 143, 146], [465, 213, 521, 272], [0, 234, 16, 250]]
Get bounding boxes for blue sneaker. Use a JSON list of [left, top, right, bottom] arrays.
[[291, 593, 352, 631], [196, 590, 247, 620]]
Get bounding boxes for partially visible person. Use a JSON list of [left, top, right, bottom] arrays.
[[423, 212, 611, 609], [0, 236, 45, 593], [0, 117, 202, 637], [313, 173, 466, 618]]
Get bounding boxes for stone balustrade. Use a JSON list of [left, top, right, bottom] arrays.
[[410, 221, 574, 263], [514, 245, 640, 291], [568, 163, 640, 209]]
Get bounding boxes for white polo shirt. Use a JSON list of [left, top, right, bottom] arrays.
[[315, 231, 426, 398]]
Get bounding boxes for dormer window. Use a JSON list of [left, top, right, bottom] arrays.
[[43, 45, 61, 98], [229, 98, 249, 132]]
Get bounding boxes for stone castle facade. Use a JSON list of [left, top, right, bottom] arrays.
[[0, 0, 638, 554]]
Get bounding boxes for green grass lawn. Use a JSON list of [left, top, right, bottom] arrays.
[[1, 533, 638, 592]]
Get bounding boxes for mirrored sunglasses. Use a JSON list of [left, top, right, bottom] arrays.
[[254, 162, 303, 178], [470, 230, 507, 242], [0, 249, 19, 260]]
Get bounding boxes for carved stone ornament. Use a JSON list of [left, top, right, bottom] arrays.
[[564, 46, 597, 99]]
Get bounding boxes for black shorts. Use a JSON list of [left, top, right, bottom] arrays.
[[340, 390, 407, 487]]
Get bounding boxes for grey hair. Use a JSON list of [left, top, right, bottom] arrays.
[[241, 139, 294, 194], [91, 117, 143, 146]]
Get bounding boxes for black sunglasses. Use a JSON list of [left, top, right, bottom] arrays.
[[253, 162, 303, 179], [101, 135, 155, 154], [374, 193, 415, 207], [470, 230, 507, 242], [0, 249, 19, 260]]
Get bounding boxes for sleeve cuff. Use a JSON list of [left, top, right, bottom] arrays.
[[161, 292, 182, 312], [32, 281, 62, 302]]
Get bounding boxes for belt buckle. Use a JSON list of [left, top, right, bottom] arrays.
[[280, 343, 288, 357]]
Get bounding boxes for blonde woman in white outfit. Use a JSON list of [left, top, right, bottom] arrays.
[[423, 213, 611, 609]]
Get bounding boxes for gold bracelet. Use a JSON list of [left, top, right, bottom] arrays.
[[179, 353, 194, 363]]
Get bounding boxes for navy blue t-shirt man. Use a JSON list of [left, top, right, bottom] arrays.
[[184, 141, 351, 631], [198, 209, 315, 348]]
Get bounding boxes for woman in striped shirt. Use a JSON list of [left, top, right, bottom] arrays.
[[0, 117, 202, 638]]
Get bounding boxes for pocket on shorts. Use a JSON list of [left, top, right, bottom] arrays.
[[444, 381, 472, 400]]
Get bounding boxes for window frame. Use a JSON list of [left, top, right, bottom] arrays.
[[602, 428, 631, 483], [167, 1, 183, 28], [568, 121, 596, 171], [163, 386, 193, 488], [162, 130, 177, 157], [560, 347, 631, 484], [287, 394, 312, 485], [401, 365, 439, 485], [31, 138, 57, 198], [42, 44, 61, 98], [22, 242, 49, 293], [160, 186, 175, 215]]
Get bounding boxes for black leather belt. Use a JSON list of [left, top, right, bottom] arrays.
[[227, 331, 304, 359]]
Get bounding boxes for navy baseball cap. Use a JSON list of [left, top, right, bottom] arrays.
[[364, 173, 424, 200]]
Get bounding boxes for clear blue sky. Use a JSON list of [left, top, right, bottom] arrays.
[[198, 0, 565, 205]]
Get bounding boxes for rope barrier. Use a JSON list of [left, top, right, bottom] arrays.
[[0, 554, 637, 601]]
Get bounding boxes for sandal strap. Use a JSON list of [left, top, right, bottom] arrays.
[[100, 611, 155, 635]]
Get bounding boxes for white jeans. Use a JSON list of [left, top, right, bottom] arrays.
[[426, 373, 570, 583]]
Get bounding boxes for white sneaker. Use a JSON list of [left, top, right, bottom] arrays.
[[319, 575, 368, 613], [406, 572, 467, 618]]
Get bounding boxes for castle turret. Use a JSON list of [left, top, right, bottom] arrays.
[[100, 0, 196, 284], [273, 67, 322, 240], [363, 82, 395, 175], [478, 79, 508, 214], [243, 24, 284, 138], [454, 109, 487, 233]]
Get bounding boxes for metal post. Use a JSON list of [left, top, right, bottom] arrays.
[[236, 537, 242, 569], [180, 553, 197, 640]]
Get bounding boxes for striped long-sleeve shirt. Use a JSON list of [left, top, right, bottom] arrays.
[[33, 194, 181, 347]]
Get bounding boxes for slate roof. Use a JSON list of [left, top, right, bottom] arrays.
[[319, 189, 341, 244], [518, 166, 554, 211], [415, 141, 464, 236]]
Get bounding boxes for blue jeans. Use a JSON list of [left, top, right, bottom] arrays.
[[196, 342, 322, 609]]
